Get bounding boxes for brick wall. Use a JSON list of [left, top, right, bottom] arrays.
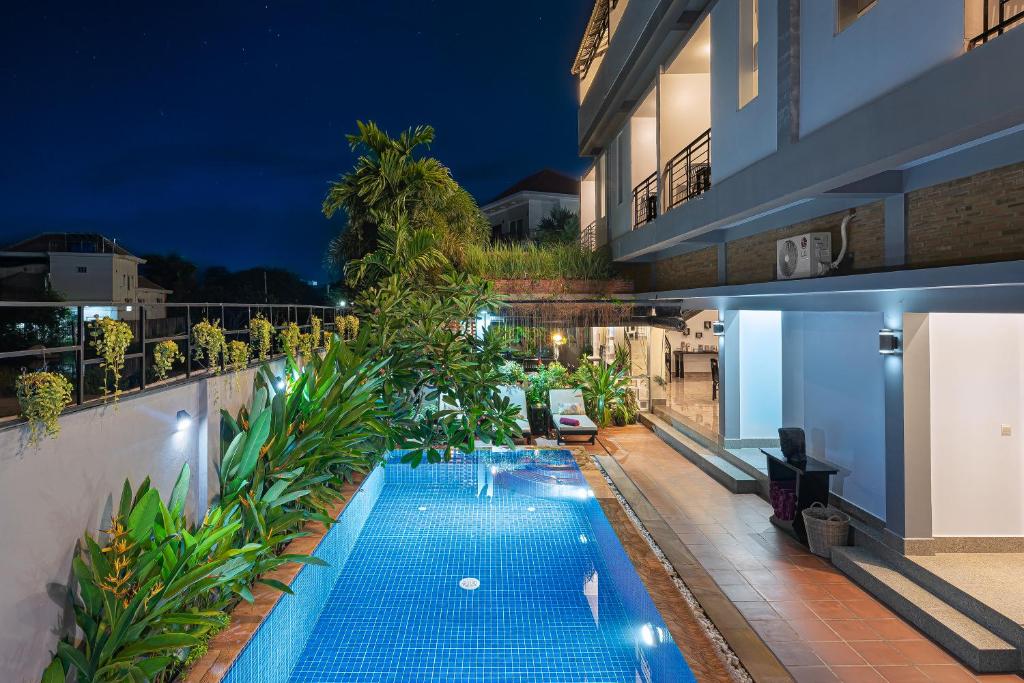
[[725, 202, 885, 285], [651, 246, 718, 291], [907, 161, 1024, 267]]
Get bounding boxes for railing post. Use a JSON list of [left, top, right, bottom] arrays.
[[76, 306, 85, 405], [139, 305, 147, 391], [185, 305, 192, 379]]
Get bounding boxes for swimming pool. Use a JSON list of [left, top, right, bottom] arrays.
[[224, 449, 695, 682]]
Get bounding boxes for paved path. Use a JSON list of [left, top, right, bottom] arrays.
[[588, 425, 1022, 683]]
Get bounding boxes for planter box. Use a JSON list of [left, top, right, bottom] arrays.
[[492, 278, 634, 296]]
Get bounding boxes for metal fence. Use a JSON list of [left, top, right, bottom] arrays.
[[581, 221, 597, 251], [632, 171, 659, 229], [969, 0, 1024, 48], [664, 128, 711, 212], [0, 301, 344, 418]]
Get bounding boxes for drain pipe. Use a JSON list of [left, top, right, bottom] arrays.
[[831, 210, 854, 271]]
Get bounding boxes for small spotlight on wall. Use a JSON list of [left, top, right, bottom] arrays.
[[176, 410, 192, 432], [879, 329, 902, 355], [712, 321, 725, 337], [338, 299, 347, 308], [275, 378, 286, 391], [551, 332, 564, 345], [125, 305, 133, 312]]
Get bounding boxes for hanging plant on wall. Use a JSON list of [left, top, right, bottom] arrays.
[[152, 339, 184, 381], [310, 315, 322, 347], [249, 313, 273, 361], [298, 332, 315, 359], [16, 370, 73, 446], [277, 321, 300, 358], [192, 318, 226, 374], [89, 316, 133, 402], [343, 314, 360, 341], [226, 340, 250, 374]]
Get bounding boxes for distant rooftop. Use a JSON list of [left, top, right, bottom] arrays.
[[2, 232, 139, 258], [485, 169, 580, 205]]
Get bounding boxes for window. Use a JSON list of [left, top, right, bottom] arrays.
[[77, 266, 87, 273], [837, 0, 877, 33], [739, 0, 759, 108]]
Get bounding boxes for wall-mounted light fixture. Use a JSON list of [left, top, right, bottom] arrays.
[[712, 321, 725, 337], [125, 305, 133, 313], [338, 299, 347, 308], [176, 410, 192, 432], [879, 329, 902, 355], [551, 332, 564, 345]]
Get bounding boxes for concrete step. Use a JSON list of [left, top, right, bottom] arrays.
[[639, 413, 760, 495], [651, 406, 769, 496], [848, 520, 1024, 651], [833, 546, 1020, 673]]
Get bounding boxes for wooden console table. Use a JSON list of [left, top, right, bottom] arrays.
[[761, 448, 839, 544]]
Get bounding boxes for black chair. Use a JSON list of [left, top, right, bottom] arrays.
[[709, 357, 719, 400]]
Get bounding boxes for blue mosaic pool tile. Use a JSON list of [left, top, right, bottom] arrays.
[[225, 451, 694, 683]]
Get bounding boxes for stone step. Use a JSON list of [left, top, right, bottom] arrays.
[[848, 520, 1024, 651], [652, 406, 769, 494], [639, 413, 760, 495], [833, 545, 1020, 673]]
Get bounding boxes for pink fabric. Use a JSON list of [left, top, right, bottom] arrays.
[[559, 417, 580, 426]]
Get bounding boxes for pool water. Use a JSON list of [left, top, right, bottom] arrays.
[[225, 450, 695, 683]]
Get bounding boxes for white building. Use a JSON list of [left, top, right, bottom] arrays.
[[0, 233, 170, 317], [480, 169, 580, 241], [572, 0, 1024, 670]]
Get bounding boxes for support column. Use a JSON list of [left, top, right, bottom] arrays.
[[777, 0, 801, 148], [884, 194, 908, 267], [721, 310, 741, 441], [884, 312, 934, 554], [717, 243, 728, 285]]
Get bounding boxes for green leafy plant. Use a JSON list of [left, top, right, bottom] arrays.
[[226, 340, 249, 374], [277, 322, 300, 359], [89, 317, 133, 401], [497, 360, 527, 386], [462, 242, 613, 280], [248, 314, 273, 361], [152, 340, 184, 381], [524, 361, 572, 407], [16, 370, 73, 445], [343, 315, 359, 341], [571, 360, 637, 427], [310, 315, 322, 346], [192, 319, 226, 374]]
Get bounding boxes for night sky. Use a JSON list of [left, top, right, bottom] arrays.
[[0, 1, 592, 281]]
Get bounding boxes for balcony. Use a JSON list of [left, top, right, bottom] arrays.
[[664, 129, 711, 212], [632, 171, 658, 229], [581, 220, 598, 250], [968, 0, 1024, 48]]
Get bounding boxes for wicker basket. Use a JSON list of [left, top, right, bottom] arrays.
[[802, 502, 850, 558]]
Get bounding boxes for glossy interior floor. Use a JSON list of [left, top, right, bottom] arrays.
[[594, 425, 1023, 683], [666, 375, 721, 440]]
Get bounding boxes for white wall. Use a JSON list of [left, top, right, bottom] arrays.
[[0, 361, 281, 681], [659, 73, 712, 164], [799, 0, 964, 136], [629, 115, 658, 187], [782, 312, 887, 520], [710, 0, 778, 181], [722, 310, 783, 441], [581, 168, 596, 230], [929, 314, 1024, 536], [48, 254, 116, 301], [608, 125, 633, 240]]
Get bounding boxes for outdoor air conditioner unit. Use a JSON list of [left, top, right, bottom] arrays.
[[776, 232, 832, 280]]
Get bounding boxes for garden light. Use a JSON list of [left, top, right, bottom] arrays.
[[176, 410, 192, 432], [551, 332, 564, 345]]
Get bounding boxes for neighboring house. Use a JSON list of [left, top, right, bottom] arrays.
[[572, 0, 1024, 667], [481, 169, 580, 242], [0, 233, 171, 317]]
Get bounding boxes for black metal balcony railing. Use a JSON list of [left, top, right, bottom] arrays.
[[632, 172, 659, 229], [581, 221, 597, 251], [0, 301, 342, 420], [969, 0, 1024, 48], [664, 128, 711, 212]]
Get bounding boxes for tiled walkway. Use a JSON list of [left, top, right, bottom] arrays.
[[591, 425, 1022, 683]]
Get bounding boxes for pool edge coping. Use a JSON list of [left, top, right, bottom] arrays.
[[182, 473, 367, 683]]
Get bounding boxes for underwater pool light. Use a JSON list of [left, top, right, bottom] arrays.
[[640, 624, 655, 647]]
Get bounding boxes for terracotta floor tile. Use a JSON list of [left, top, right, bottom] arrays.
[[850, 642, 913, 667], [752, 618, 801, 643], [891, 641, 958, 666], [846, 599, 897, 619], [832, 666, 889, 683], [721, 583, 764, 602], [734, 600, 780, 621], [789, 617, 843, 642], [807, 600, 860, 620], [795, 582, 845, 601], [865, 619, 925, 641], [756, 583, 803, 601], [916, 665, 978, 682], [811, 641, 869, 666], [789, 665, 841, 683], [770, 641, 826, 667], [828, 583, 873, 601], [771, 600, 820, 620], [708, 568, 747, 586], [876, 666, 932, 683], [826, 619, 883, 641]]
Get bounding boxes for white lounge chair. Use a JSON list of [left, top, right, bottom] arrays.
[[549, 389, 598, 445], [499, 385, 533, 444]]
